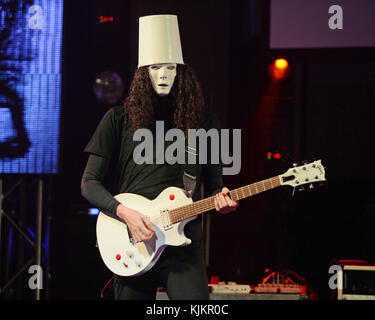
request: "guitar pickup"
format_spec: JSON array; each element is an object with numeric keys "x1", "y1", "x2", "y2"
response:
[{"x1": 160, "y1": 209, "x2": 172, "y2": 231}]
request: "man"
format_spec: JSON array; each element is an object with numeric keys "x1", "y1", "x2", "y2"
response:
[{"x1": 81, "y1": 15, "x2": 238, "y2": 300}]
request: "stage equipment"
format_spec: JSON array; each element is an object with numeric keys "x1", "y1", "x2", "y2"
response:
[
  {"x1": 208, "y1": 282, "x2": 251, "y2": 294},
  {"x1": 337, "y1": 264, "x2": 375, "y2": 300},
  {"x1": 253, "y1": 269, "x2": 307, "y2": 295},
  {"x1": 93, "y1": 71, "x2": 124, "y2": 105}
]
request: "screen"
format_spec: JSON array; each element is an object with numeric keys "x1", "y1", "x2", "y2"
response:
[
  {"x1": 270, "y1": 0, "x2": 375, "y2": 49},
  {"x1": 0, "y1": 0, "x2": 63, "y2": 174}
]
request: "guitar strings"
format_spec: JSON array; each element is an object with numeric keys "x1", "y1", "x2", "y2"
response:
[{"x1": 169, "y1": 176, "x2": 281, "y2": 224}]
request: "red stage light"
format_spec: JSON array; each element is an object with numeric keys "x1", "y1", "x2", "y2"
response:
[
  {"x1": 99, "y1": 16, "x2": 114, "y2": 23},
  {"x1": 273, "y1": 152, "x2": 282, "y2": 159}
]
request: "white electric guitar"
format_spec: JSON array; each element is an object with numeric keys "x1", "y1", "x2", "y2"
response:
[{"x1": 96, "y1": 160, "x2": 325, "y2": 277}]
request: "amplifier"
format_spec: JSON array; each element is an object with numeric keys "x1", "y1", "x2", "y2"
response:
[
  {"x1": 208, "y1": 283, "x2": 251, "y2": 294},
  {"x1": 156, "y1": 292, "x2": 309, "y2": 300},
  {"x1": 338, "y1": 265, "x2": 375, "y2": 300}
]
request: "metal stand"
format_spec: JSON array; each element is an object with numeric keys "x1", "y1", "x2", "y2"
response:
[{"x1": 0, "y1": 175, "x2": 46, "y2": 300}]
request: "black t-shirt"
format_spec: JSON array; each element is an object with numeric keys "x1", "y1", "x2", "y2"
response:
[{"x1": 83, "y1": 104, "x2": 223, "y2": 241}]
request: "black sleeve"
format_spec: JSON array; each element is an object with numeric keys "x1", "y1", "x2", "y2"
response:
[
  {"x1": 81, "y1": 153, "x2": 121, "y2": 219},
  {"x1": 203, "y1": 113, "x2": 224, "y2": 197},
  {"x1": 84, "y1": 107, "x2": 121, "y2": 159}
]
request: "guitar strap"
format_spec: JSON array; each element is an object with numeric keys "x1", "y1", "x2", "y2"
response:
[{"x1": 183, "y1": 137, "x2": 201, "y2": 198}]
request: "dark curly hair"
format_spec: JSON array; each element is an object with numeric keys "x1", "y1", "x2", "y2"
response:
[{"x1": 124, "y1": 64, "x2": 205, "y2": 135}]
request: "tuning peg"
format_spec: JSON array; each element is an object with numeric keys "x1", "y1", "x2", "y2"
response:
[{"x1": 309, "y1": 183, "x2": 314, "y2": 189}]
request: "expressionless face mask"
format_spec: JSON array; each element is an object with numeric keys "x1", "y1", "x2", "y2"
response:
[{"x1": 148, "y1": 63, "x2": 177, "y2": 96}]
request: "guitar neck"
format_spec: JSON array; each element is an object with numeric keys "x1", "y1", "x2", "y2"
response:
[{"x1": 170, "y1": 176, "x2": 281, "y2": 224}]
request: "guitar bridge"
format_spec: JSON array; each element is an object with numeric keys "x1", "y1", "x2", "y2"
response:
[{"x1": 160, "y1": 209, "x2": 172, "y2": 231}]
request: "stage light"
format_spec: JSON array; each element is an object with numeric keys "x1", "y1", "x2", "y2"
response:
[
  {"x1": 274, "y1": 58, "x2": 288, "y2": 70},
  {"x1": 93, "y1": 71, "x2": 124, "y2": 104},
  {"x1": 273, "y1": 152, "x2": 282, "y2": 159},
  {"x1": 88, "y1": 208, "x2": 100, "y2": 216},
  {"x1": 266, "y1": 151, "x2": 282, "y2": 160},
  {"x1": 268, "y1": 58, "x2": 290, "y2": 81},
  {"x1": 99, "y1": 16, "x2": 114, "y2": 23}
]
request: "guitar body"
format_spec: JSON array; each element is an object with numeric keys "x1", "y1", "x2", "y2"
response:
[{"x1": 96, "y1": 187, "x2": 195, "y2": 277}]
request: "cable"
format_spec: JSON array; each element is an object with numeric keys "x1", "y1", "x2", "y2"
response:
[{"x1": 100, "y1": 276, "x2": 114, "y2": 299}]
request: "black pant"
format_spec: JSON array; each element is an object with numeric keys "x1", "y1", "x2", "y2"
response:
[{"x1": 113, "y1": 241, "x2": 209, "y2": 300}]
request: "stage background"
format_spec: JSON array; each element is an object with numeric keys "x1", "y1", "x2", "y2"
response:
[
  {"x1": 52, "y1": 0, "x2": 375, "y2": 300},
  {"x1": 1, "y1": 0, "x2": 374, "y2": 300}
]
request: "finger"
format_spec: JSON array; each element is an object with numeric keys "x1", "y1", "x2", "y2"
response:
[
  {"x1": 224, "y1": 195, "x2": 236, "y2": 207},
  {"x1": 136, "y1": 224, "x2": 151, "y2": 240},
  {"x1": 215, "y1": 194, "x2": 226, "y2": 213},
  {"x1": 217, "y1": 196, "x2": 232, "y2": 214},
  {"x1": 221, "y1": 187, "x2": 230, "y2": 196},
  {"x1": 214, "y1": 197, "x2": 220, "y2": 212},
  {"x1": 215, "y1": 194, "x2": 224, "y2": 209},
  {"x1": 216, "y1": 193, "x2": 228, "y2": 209},
  {"x1": 142, "y1": 216, "x2": 154, "y2": 231},
  {"x1": 132, "y1": 232, "x2": 140, "y2": 243}
]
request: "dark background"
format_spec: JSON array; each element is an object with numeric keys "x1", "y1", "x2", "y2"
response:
[{"x1": 2, "y1": 0, "x2": 375, "y2": 300}]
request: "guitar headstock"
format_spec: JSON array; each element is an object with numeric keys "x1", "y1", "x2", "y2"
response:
[{"x1": 279, "y1": 160, "x2": 326, "y2": 188}]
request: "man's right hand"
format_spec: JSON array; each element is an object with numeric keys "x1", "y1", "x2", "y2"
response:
[{"x1": 116, "y1": 204, "x2": 154, "y2": 243}]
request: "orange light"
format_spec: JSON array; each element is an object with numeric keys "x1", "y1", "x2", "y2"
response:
[
  {"x1": 269, "y1": 58, "x2": 290, "y2": 81},
  {"x1": 274, "y1": 58, "x2": 288, "y2": 70}
]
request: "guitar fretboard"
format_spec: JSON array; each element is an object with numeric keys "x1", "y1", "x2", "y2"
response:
[{"x1": 169, "y1": 176, "x2": 281, "y2": 224}]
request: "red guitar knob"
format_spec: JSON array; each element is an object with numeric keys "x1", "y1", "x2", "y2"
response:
[
  {"x1": 115, "y1": 254, "x2": 121, "y2": 260},
  {"x1": 169, "y1": 194, "x2": 175, "y2": 200}
]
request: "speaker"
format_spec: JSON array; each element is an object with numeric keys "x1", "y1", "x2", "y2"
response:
[{"x1": 338, "y1": 265, "x2": 375, "y2": 300}]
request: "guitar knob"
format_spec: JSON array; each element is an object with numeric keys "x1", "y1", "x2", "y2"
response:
[
  {"x1": 126, "y1": 250, "x2": 134, "y2": 258},
  {"x1": 135, "y1": 259, "x2": 142, "y2": 268}
]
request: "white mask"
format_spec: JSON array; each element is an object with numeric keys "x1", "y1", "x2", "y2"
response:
[{"x1": 148, "y1": 63, "x2": 177, "y2": 96}]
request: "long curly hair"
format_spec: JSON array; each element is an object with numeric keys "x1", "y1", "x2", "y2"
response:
[{"x1": 124, "y1": 64, "x2": 204, "y2": 134}]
